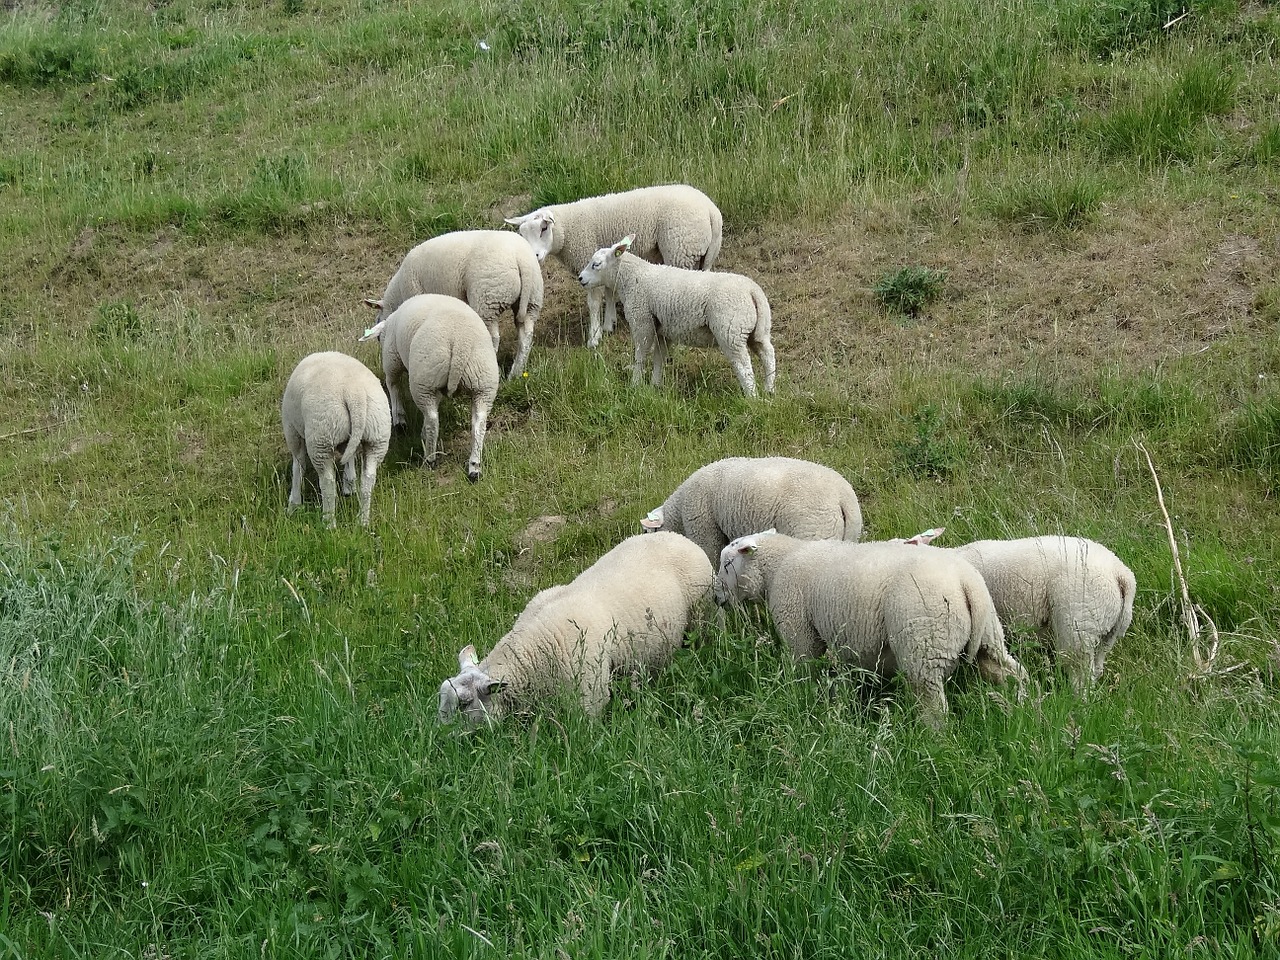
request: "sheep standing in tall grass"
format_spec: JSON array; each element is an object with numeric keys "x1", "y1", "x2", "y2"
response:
[
  {"x1": 714, "y1": 531, "x2": 1028, "y2": 725},
  {"x1": 506, "y1": 184, "x2": 722, "y2": 347},
  {"x1": 438, "y1": 532, "x2": 714, "y2": 723},
  {"x1": 579, "y1": 236, "x2": 776, "y2": 395},
  {"x1": 281, "y1": 351, "x2": 391, "y2": 528},
  {"x1": 900, "y1": 530, "x2": 1137, "y2": 689},
  {"x1": 642, "y1": 456, "x2": 861, "y2": 565}
]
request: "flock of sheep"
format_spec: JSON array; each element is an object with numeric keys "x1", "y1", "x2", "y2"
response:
[{"x1": 279, "y1": 183, "x2": 1137, "y2": 727}]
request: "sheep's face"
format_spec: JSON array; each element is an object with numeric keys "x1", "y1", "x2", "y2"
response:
[
  {"x1": 505, "y1": 211, "x2": 557, "y2": 263},
  {"x1": 438, "y1": 645, "x2": 507, "y2": 725},
  {"x1": 639, "y1": 506, "x2": 664, "y2": 533},
  {"x1": 579, "y1": 236, "x2": 633, "y2": 289},
  {"x1": 713, "y1": 530, "x2": 775, "y2": 605}
]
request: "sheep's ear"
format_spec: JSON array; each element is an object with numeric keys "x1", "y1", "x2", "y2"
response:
[
  {"x1": 903, "y1": 527, "x2": 945, "y2": 546},
  {"x1": 614, "y1": 235, "x2": 634, "y2": 256},
  {"x1": 640, "y1": 507, "x2": 664, "y2": 531},
  {"x1": 357, "y1": 319, "x2": 386, "y2": 343},
  {"x1": 504, "y1": 213, "x2": 530, "y2": 226},
  {"x1": 362, "y1": 297, "x2": 382, "y2": 310},
  {"x1": 458, "y1": 645, "x2": 479, "y2": 669},
  {"x1": 484, "y1": 680, "x2": 508, "y2": 696}
]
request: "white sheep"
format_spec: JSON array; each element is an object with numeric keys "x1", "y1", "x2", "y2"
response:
[
  {"x1": 438, "y1": 531, "x2": 714, "y2": 723},
  {"x1": 894, "y1": 529, "x2": 1137, "y2": 689},
  {"x1": 714, "y1": 531, "x2": 1028, "y2": 724},
  {"x1": 641, "y1": 456, "x2": 862, "y2": 566},
  {"x1": 505, "y1": 184, "x2": 722, "y2": 347},
  {"x1": 363, "y1": 230, "x2": 543, "y2": 379},
  {"x1": 281, "y1": 351, "x2": 391, "y2": 528},
  {"x1": 380, "y1": 294, "x2": 500, "y2": 482},
  {"x1": 579, "y1": 237, "x2": 776, "y2": 396}
]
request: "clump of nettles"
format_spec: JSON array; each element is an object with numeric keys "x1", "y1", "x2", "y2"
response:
[{"x1": 873, "y1": 265, "x2": 947, "y2": 317}]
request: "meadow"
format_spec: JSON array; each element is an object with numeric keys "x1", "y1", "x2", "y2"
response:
[{"x1": 2, "y1": 0, "x2": 1280, "y2": 956}]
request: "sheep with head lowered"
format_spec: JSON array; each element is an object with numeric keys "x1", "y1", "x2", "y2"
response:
[
  {"x1": 281, "y1": 351, "x2": 391, "y2": 528},
  {"x1": 363, "y1": 229, "x2": 543, "y2": 379},
  {"x1": 505, "y1": 184, "x2": 722, "y2": 348},
  {"x1": 438, "y1": 531, "x2": 714, "y2": 724},
  {"x1": 579, "y1": 236, "x2": 776, "y2": 396},
  {"x1": 641, "y1": 456, "x2": 862, "y2": 567},
  {"x1": 364, "y1": 294, "x2": 499, "y2": 483},
  {"x1": 714, "y1": 531, "x2": 1028, "y2": 725},
  {"x1": 899, "y1": 529, "x2": 1136, "y2": 690}
]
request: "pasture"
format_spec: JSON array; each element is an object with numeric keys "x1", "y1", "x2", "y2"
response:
[{"x1": 2, "y1": 1, "x2": 1280, "y2": 956}]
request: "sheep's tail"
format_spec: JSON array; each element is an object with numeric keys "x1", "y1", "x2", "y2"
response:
[
  {"x1": 701, "y1": 203, "x2": 724, "y2": 271},
  {"x1": 962, "y1": 572, "x2": 1029, "y2": 688},
  {"x1": 341, "y1": 389, "x2": 367, "y2": 466},
  {"x1": 749, "y1": 285, "x2": 771, "y2": 338},
  {"x1": 1105, "y1": 563, "x2": 1138, "y2": 648},
  {"x1": 514, "y1": 251, "x2": 537, "y2": 326},
  {"x1": 839, "y1": 489, "x2": 862, "y2": 542},
  {"x1": 446, "y1": 343, "x2": 464, "y2": 397}
]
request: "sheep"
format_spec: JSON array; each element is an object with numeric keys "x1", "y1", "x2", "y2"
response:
[
  {"x1": 892, "y1": 529, "x2": 1137, "y2": 689},
  {"x1": 713, "y1": 531, "x2": 1028, "y2": 725},
  {"x1": 579, "y1": 236, "x2": 776, "y2": 396},
  {"x1": 373, "y1": 294, "x2": 499, "y2": 482},
  {"x1": 281, "y1": 351, "x2": 391, "y2": 528},
  {"x1": 438, "y1": 531, "x2": 715, "y2": 723},
  {"x1": 362, "y1": 230, "x2": 543, "y2": 379},
  {"x1": 641, "y1": 456, "x2": 862, "y2": 567},
  {"x1": 504, "y1": 184, "x2": 723, "y2": 348}
]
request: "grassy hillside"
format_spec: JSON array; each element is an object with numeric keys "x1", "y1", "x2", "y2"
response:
[{"x1": 2, "y1": 1, "x2": 1280, "y2": 957}]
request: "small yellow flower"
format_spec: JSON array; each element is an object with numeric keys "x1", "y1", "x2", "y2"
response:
[{"x1": 522, "y1": 371, "x2": 529, "y2": 378}]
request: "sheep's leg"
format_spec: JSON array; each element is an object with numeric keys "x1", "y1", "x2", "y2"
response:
[
  {"x1": 723, "y1": 341, "x2": 758, "y2": 397},
  {"x1": 508, "y1": 320, "x2": 534, "y2": 380},
  {"x1": 287, "y1": 453, "x2": 305, "y2": 513},
  {"x1": 318, "y1": 459, "x2": 338, "y2": 529},
  {"x1": 586, "y1": 287, "x2": 606, "y2": 348},
  {"x1": 358, "y1": 453, "x2": 380, "y2": 527},
  {"x1": 650, "y1": 335, "x2": 669, "y2": 388},
  {"x1": 751, "y1": 335, "x2": 777, "y2": 394},
  {"x1": 466, "y1": 392, "x2": 493, "y2": 483},
  {"x1": 911, "y1": 677, "x2": 949, "y2": 729},
  {"x1": 631, "y1": 320, "x2": 656, "y2": 386},
  {"x1": 420, "y1": 394, "x2": 441, "y2": 468},
  {"x1": 485, "y1": 319, "x2": 501, "y2": 357},
  {"x1": 386, "y1": 375, "x2": 408, "y2": 429},
  {"x1": 603, "y1": 291, "x2": 618, "y2": 334}
]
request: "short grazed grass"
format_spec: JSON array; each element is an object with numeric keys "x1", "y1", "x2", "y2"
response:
[{"x1": 4, "y1": 0, "x2": 1280, "y2": 957}]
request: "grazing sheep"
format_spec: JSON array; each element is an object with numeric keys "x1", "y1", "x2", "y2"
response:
[
  {"x1": 641, "y1": 456, "x2": 862, "y2": 566},
  {"x1": 363, "y1": 230, "x2": 543, "y2": 379},
  {"x1": 893, "y1": 530, "x2": 1137, "y2": 689},
  {"x1": 438, "y1": 531, "x2": 714, "y2": 723},
  {"x1": 579, "y1": 237, "x2": 776, "y2": 396},
  {"x1": 281, "y1": 351, "x2": 391, "y2": 528},
  {"x1": 714, "y1": 531, "x2": 1028, "y2": 724},
  {"x1": 505, "y1": 184, "x2": 722, "y2": 347},
  {"x1": 390, "y1": 294, "x2": 500, "y2": 482}
]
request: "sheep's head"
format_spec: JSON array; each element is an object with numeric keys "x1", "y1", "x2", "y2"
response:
[
  {"x1": 639, "y1": 506, "x2": 664, "y2": 532},
  {"x1": 505, "y1": 210, "x2": 557, "y2": 263},
  {"x1": 713, "y1": 529, "x2": 776, "y2": 606},
  {"x1": 438, "y1": 645, "x2": 507, "y2": 725},
  {"x1": 578, "y1": 236, "x2": 633, "y2": 289}
]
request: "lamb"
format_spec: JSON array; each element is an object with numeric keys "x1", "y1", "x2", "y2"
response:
[
  {"x1": 902, "y1": 530, "x2": 1136, "y2": 689},
  {"x1": 579, "y1": 237, "x2": 776, "y2": 396},
  {"x1": 713, "y1": 531, "x2": 1028, "y2": 724},
  {"x1": 437, "y1": 531, "x2": 715, "y2": 723},
  {"x1": 362, "y1": 230, "x2": 543, "y2": 379},
  {"x1": 641, "y1": 456, "x2": 862, "y2": 566},
  {"x1": 505, "y1": 184, "x2": 722, "y2": 348},
  {"x1": 373, "y1": 294, "x2": 499, "y2": 482},
  {"x1": 281, "y1": 351, "x2": 391, "y2": 528}
]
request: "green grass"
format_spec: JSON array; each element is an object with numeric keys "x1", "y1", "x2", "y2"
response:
[{"x1": 4, "y1": 0, "x2": 1280, "y2": 956}]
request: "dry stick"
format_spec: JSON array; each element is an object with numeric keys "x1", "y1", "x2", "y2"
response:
[
  {"x1": 0, "y1": 418, "x2": 72, "y2": 442},
  {"x1": 1136, "y1": 441, "x2": 1223, "y2": 674}
]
